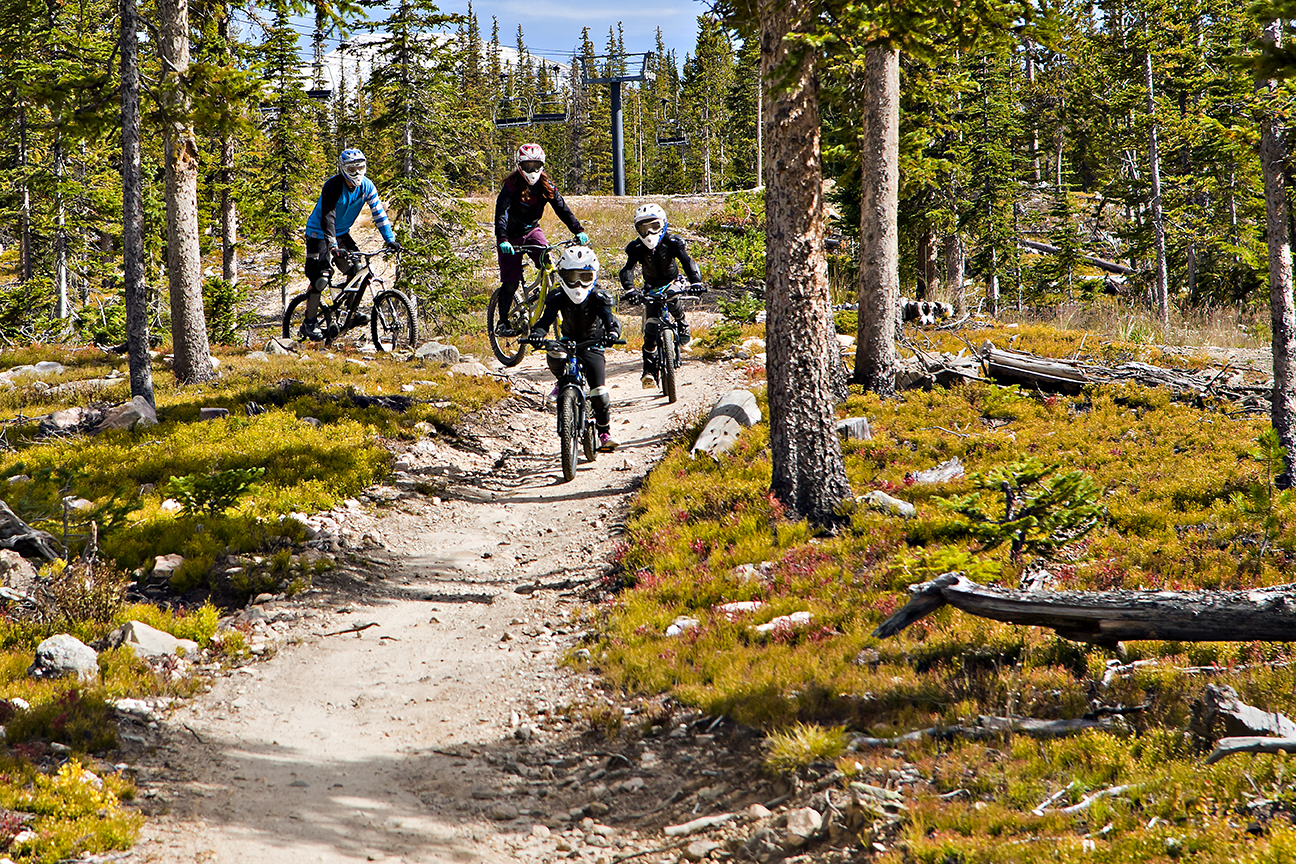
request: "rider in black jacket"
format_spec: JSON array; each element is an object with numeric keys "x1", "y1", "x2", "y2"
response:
[
  {"x1": 618, "y1": 203, "x2": 702, "y2": 388},
  {"x1": 529, "y1": 246, "x2": 622, "y2": 452},
  {"x1": 494, "y1": 143, "x2": 588, "y2": 335}
]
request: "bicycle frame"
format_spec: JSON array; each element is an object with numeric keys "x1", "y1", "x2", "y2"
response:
[{"x1": 516, "y1": 241, "x2": 577, "y2": 331}]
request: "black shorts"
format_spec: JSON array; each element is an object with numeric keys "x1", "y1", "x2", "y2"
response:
[{"x1": 305, "y1": 233, "x2": 359, "y2": 284}]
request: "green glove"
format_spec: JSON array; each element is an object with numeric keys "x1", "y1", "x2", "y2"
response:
[
  {"x1": 499, "y1": 241, "x2": 515, "y2": 256},
  {"x1": 576, "y1": 232, "x2": 589, "y2": 245}
]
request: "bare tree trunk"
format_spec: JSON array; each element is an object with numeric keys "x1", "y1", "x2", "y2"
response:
[
  {"x1": 944, "y1": 233, "x2": 965, "y2": 313},
  {"x1": 218, "y1": 6, "x2": 238, "y2": 286},
  {"x1": 758, "y1": 0, "x2": 850, "y2": 524},
  {"x1": 160, "y1": 0, "x2": 214, "y2": 383},
  {"x1": 1262, "y1": 19, "x2": 1296, "y2": 479},
  {"x1": 916, "y1": 228, "x2": 938, "y2": 300},
  {"x1": 1145, "y1": 49, "x2": 1169, "y2": 328},
  {"x1": 854, "y1": 44, "x2": 900, "y2": 395},
  {"x1": 1025, "y1": 41, "x2": 1040, "y2": 183},
  {"x1": 18, "y1": 107, "x2": 32, "y2": 283},
  {"x1": 121, "y1": 0, "x2": 155, "y2": 407},
  {"x1": 53, "y1": 132, "x2": 69, "y2": 318}
]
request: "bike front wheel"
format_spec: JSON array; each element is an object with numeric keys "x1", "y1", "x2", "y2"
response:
[
  {"x1": 558, "y1": 387, "x2": 579, "y2": 482},
  {"x1": 660, "y1": 328, "x2": 678, "y2": 404},
  {"x1": 487, "y1": 286, "x2": 536, "y2": 367},
  {"x1": 371, "y1": 290, "x2": 417, "y2": 352}
]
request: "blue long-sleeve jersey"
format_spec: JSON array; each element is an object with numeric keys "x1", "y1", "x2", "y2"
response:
[{"x1": 305, "y1": 175, "x2": 395, "y2": 247}]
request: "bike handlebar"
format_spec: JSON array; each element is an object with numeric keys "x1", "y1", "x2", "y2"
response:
[
  {"x1": 523, "y1": 337, "x2": 625, "y2": 352},
  {"x1": 514, "y1": 238, "x2": 581, "y2": 253},
  {"x1": 622, "y1": 283, "x2": 707, "y2": 305}
]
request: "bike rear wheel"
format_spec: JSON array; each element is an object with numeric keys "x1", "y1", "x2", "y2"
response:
[
  {"x1": 371, "y1": 289, "x2": 417, "y2": 352},
  {"x1": 558, "y1": 387, "x2": 579, "y2": 482},
  {"x1": 660, "y1": 328, "x2": 678, "y2": 404},
  {"x1": 283, "y1": 294, "x2": 334, "y2": 344},
  {"x1": 582, "y1": 416, "x2": 597, "y2": 463}
]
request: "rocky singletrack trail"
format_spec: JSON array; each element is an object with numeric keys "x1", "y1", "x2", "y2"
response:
[{"x1": 122, "y1": 347, "x2": 746, "y2": 864}]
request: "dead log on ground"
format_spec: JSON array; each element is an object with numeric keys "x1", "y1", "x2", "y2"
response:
[
  {"x1": 850, "y1": 714, "x2": 1119, "y2": 749},
  {"x1": 1205, "y1": 737, "x2": 1296, "y2": 764},
  {"x1": 0, "y1": 501, "x2": 60, "y2": 562},
  {"x1": 905, "y1": 456, "x2": 965, "y2": 485},
  {"x1": 872, "y1": 572, "x2": 1296, "y2": 646}
]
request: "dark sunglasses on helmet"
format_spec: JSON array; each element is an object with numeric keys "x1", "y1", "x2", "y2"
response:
[
  {"x1": 636, "y1": 218, "x2": 663, "y2": 237},
  {"x1": 560, "y1": 269, "x2": 596, "y2": 287}
]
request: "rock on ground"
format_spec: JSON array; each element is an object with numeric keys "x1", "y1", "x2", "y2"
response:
[
  {"x1": 107, "y1": 620, "x2": 199, "y2": 659},
  {"x1": 29, "y1": 634, "x2": 98, "y2": 683}
]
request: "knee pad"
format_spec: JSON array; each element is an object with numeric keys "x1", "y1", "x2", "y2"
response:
[{"x1": 589, "y1": 386, "x2": 611, "y2": 417}]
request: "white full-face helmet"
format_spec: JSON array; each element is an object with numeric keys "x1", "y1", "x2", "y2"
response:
[
  {"x1": 516, "y1": 143, "x2": 546, "y2": 186},
  {"x1": 557, "y1": 245, "x2": 599, "y2": 304},
  {"x1": 633, "y1": 202, "x2": 667, "y2": 251},
  {"x1": 338, "y1": 148, "x2": 367, "y2": 186}
]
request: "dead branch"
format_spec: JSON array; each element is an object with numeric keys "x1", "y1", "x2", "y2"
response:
[
  {"x1": 1205, "y1": 737, "x2": 1296, "y2": 765},
  {"x1": 1059, "y1": 784, "x2": 1136, "y2": 814},
  {"x1": 850, "y1": 715, "x2": 1118, "y2": 749},
  {"x1": 322, "y1": 621, "x2": 380, "y2": 637},
  {"x1": 873, "y1": 573, "x2": 1296, "y2": 646}
]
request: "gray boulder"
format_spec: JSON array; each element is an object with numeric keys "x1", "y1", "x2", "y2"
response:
[
  {"x1": 414, "y1": 341, "x2": 460, "y2": 365},
  {"x1": 199, "y1": 407, "x2": 230, "y2": 422},
  {"x1": 0, "y1": 549, "x2": 37, "y2": 594},
  {"x1": 93, "y1": 396, "x2": 158, "y2": 433},
  {"x1": 106, "y1": 620, "x2": 199, "y2": 659},
  {"x1": 782, "y1": 807, "x2": 822, "y2": 848},
  {"x1": 29, "y1": 634, "x2": 98, "y2": 683},
  {"x1": 151, "y1": 554, "x2": 184, "y2": 583},
  {"x1": 265, "y1": 338, "x2": 297, "y2": 355}
]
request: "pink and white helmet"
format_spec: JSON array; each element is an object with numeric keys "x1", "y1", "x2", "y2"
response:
[{"x1": 516, "y1": 143, "x2": 546, "y2": 185}]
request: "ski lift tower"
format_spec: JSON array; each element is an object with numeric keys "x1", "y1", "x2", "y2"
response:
[{"x1": 580, "y1": 52, "x2": 654, "y2": 196}]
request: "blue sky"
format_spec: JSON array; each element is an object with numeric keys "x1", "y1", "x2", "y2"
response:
[{"x1": 286, "y1": 0, "x2": 711, "y2": 68}]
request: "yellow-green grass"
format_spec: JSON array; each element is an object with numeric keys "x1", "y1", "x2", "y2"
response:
[
  {"x1": 592, "y1": 324, "x2": 1296, "y2": 861},
  {"x1": 0, "y1": 347, "x2": 506, "y2": 580}
]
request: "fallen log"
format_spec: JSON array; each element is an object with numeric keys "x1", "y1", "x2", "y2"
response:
[
  {"x1": 1019, "y1": 238, "x2": 1135, "y2": 276},
  {"x1": 849, "y1": 714, "x2": 1117, "y2": 749},
  {"x1": 1205, "y1": 736, "x2": 1296, "y2": 765},
  {"x1": 982, "y1": 345, "x2": 1090, "y2": 394},
  {"x1": 872, "y1": 572, "x2": 1296, "y2": 646}
]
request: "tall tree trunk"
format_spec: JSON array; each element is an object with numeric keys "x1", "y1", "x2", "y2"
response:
[
  {"x1": 855, "y1": 44, "x2": 900, "y2": 395},
  {"x1": 1262, "y1": 19, "x2": 1296, "y2": 481},
  {"x1": 18, "y1": 107, "x2": 32, "y2": 283},
  {"x1": 160, "y1": 0, "x2": 214, "y2": 383},
  {"x1": 1025, "y1": 41, "x2": 1040, "y2": 184},
  {"x1": 1145, "y1": 49, "x2": 1169, "y2": 328},
  {"x1": 916, "y1": 228, "x2": 938, "y2": 300},
  {"x1": 987, "y1": 249, "x2": 1000, "y2": 317},
  {"x1": 53, "y1": 132, "x2": 69, "y2": 319},
  {"x1": 944, "y1": 233, "x2": 965, "y2": 313},
  {"x1": 121, "y1": 0, "x2": 155, "y2": 406},
  {"x1": 218, "y1": 5, "x2": 238, "y2": 286},
  {"x1": 758, "y1": 0, "x2": 850, "y2": 524}
]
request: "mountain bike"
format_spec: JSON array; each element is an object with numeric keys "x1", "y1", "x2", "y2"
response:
[
  {"x1": 282, "y1": 248, "x2": 417, "y2": 352},
  {"x1": 487, "y1": 238, "x2": 580, "y2": 367},
  {"x1": 523, "y1": 336, "x2": 623, "y2": 482},
  {"x1": 622, "y1": 280, "x2": 706, "y2": 404}
]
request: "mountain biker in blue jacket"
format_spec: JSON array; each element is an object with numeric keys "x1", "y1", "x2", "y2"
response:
[
  {"x1": 528, "y1": 246, "x2": 621, "y2": 452},
  {"x1": 495, "y1": 143, "x2": 589, "y2": 336},
  {"x1": 619, "y1": 203, "x2": 702, "y2": 389},
  {"x1": 301, "y1": 149, "x2": 401, "y2": 341}
]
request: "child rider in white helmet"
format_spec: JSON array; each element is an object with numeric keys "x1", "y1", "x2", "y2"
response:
[
  {"x1": 619, "y1": 203, "x2": 703, "y2": 389},
  {"x1": 528, "y1": 246, "x2": 622, "y2": 452}
]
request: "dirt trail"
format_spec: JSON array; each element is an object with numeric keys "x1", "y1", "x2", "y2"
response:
[{"x1": 124, "y1": 348, "x2": 744, "y2": 864}]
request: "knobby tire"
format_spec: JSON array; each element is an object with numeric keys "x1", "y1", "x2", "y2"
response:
[
  {"x1": 371, "y1": 290, "x2": 416, "y2": 352},
  {"x1": 558, "y1": 388, "x2": 579, "y2": 482},
  {"x1": 660, "y1": 328, "x2": 678, "y2": 404}
]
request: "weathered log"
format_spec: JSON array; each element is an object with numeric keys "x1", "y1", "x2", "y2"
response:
[
  {"x1": 0, "y1": 501, "x2": 60, "y2": 562},
  {"x1": 850, "y1": 714, "x2": 1117, "y2": 750},
  {"x1": 906, "y1": 456, "x2": 964, "y2": 485},
  {"x1": 872, "y1": 572, "x2": 1296, "y2": 646},
  {"x1": 982, "y1": 345, "x2": 1090, "y2": 394},
  {"x1": 1190, "y1": 684, "x2": 1296, "y2": 742},
  {"x1": 1205, "y1": 736, "x2": 1296, "y2": 765},
  {"x1": 1019, "y1": 238, "x2": 1136, "y2": 276},
  {"x1": 691, "y1": 390, "x2": 761, "y2": 459}
]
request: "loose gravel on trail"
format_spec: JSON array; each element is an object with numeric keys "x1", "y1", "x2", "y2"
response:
[{"x1": 122, "y1": 346, "x2": 747, "y2": 864}]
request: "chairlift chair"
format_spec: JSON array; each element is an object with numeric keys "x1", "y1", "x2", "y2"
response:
[
  {"x1": 530, "y1": 92, "x2": 569, "y2": 125},
  {"x1": 656, "y1": 120, "x2": 687, "y2": 148},
  {"x1": 494, "y1": 95, "x2": 532, "y2": 129},
  {"x1": 306, "y1": 61, "x2": 334, "y2": 101}
]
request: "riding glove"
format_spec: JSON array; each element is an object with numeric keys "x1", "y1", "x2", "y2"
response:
[
  {"x1": 499, "y1": 241, "x2": 515, "y2": 256},
  {"x1": 576, "y1": 232, "x2": 589, "y2": 245}
]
